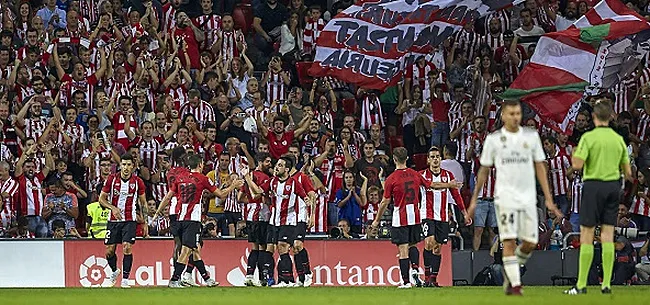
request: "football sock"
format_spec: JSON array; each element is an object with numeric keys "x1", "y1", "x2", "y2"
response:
[
  {"x1": 577, "y1": 244, "x2": 594, "y2": 289},
  {"x1": 515, "y1": 246, "x2": 532, "y2": 265},
  {"x1": 423, "y1": 249, "x2": 434, "y2": 278},
  {"x1": 294, "y1": 249, "x2": 305, "y2": 282},
  {"x1": 171, "y1": 262, "x2": 186, "y2": 281},
  {"x1": 193, "y1": 260, "x2": 211, "y2": 280},
  {"x1": 503, "y1": 256, "x2": 521, "y2": 287},
  {"x1": 302, "y1": 248, "x2": 312, "y2": 275},
  {"x1": 247, "y1": 250, "x2": 260, "y2": 276},
  {"x1": 399, "y1": 258, "x2": 410, "y2": 285},
  {"x1": 431, "y1": 253, "x2": 442, "y2": 279},
  {"x1": 185, "y1": 254, "x2": 195, "y2": 274},
  {"x1": 122, "y1": 254, "x2": 133, "y2": 279},
  {"x1": 268, "y1": 251, "x2": 276, "y2": 281},
  {"x1": 257, "y1": 251, "x2": 266, "y2": 281},
  {"x1": 278, "y1": 253, "x2": 294, "y2": 283},
  {"x1": 408, "y1": 247, "x2": 420, "y2": 269},
  {"x1": 601, "y1": 242, "x2": 615, "y2": 290},
  {"x1": 107, "y1": 254, "x2": 117, "y2": 272}
]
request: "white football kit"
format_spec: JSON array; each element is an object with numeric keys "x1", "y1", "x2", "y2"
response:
[{"x1": 480, "y1": 127, "x2": 545, "y2": 243}]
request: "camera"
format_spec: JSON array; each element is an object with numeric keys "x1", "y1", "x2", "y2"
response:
[
  {"x1": 615, "y1": 227, "x2": 644, "y2": 239},
  {"x1": 329, "y1": 226, "x2": 343, "y2": 238},
  {"x1": 236, "y1": 112, "x2": 247, "y2": 118}
]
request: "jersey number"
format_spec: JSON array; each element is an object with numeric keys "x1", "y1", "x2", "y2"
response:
[
  {"x1": 500, "y1": 213, "x2": 515, "y2": 226},
  {"x1": 404, "y1": 181, "x2": 416, "y2": 204},
  {"x1": 179, "y1": 184, "x2": 197, "y2": 206}
]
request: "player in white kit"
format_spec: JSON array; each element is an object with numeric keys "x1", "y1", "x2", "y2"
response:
[{"x1": 469, "y1": 100, "x2": 563, "y2": 296}]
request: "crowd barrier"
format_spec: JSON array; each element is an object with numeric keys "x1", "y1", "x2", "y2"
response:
[{"x1": 0, "y1": 239, "x2": 453, "y2": 288}]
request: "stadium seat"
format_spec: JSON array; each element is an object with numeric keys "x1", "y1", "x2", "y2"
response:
[
  {"x1": 412, "y1": 153, "x2": 428, "y2": 170},
  {"x1": 295, "y1": 61, "x2": 314, "y2": 88},
  {"x1": 341, "y1": 98, "x2": 357, "y2": 115}
]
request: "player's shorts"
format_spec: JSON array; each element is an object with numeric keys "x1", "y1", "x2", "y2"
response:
[
  {"x1": 294, "y1": 222, "x2": 307, "y2": 242},
  {"x1": 391, "y1": 224, "x2": 422, "y2": 245},
  {"x1": 267, "y1": 225, "x2": 295, "y2": 244},
  {"x1": 581, "y1": 180, "x2": 621, "y2": 227},
  {"x1": 225, "y1": 211, "x2": 242, "y2": 225},
  {"x1": 247, "y1": 221, "x2": 268, "y2": 245},
  {"x1": 421, "y1": 219, "x2": 449, "y2": 244},
  {"x1": 494, "y1": 204, "x2": 538, "y2": 244},
  {"x1": 169, "y1": 214, "x2": 180, "y2": 237},
  {"x1": 105, "y1": 221, "x2": 137, "y2": 245},
  {"x1": 179, "y1": 221, "x2": 202, "y2": 249}
]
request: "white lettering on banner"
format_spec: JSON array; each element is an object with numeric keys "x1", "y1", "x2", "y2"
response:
[{"x1": 313, "y1": 262, "x2": 401, "y2": 286}]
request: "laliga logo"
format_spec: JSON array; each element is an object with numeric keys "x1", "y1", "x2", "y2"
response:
[
  {"x1": 79, "y1": 255, "x2": 112, "y2": 287},
  {"x1": 227, "y1": 248, "x2": 259, "y2": 286}
]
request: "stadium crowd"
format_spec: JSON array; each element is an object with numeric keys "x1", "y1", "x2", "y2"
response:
[{"x1": 0, "y1": 0, "x2": 648, "y2": 284}]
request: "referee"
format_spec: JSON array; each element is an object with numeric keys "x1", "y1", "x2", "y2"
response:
[{"x1": 565, "y1": 100, "x2": 633, "y2": 295}]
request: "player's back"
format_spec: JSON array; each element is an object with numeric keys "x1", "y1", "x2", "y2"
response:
[
  {"x1": 385, "y1": 168, "x2": 427, "y2": 227},
  {"x1": 481, "y1": 127, "x2": 545, "y2": 208},
  {"x1": 172, "y1": 171, "x2": 215, "y2": 221},
  {"x1": 167, "y1": 166, "x2": 190, "y2": 186}
]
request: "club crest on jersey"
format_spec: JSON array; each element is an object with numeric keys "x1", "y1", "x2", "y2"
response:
[
  {"x1": 523, "y1": 142, "x2": 529, "y2": 149},
  {"x1": 442, "y1": 177, "x2": 448, "y2": 182},
  {"x1": 285, "y1": 185, "x2": 291, "y2": 191}
]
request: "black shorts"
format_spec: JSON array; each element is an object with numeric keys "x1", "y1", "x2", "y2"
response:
[
  {"x1": 266, "y1": 225, "x2": 295, "y2": 244},
  {"x1": 169, "y1": 215, "x2": 181, "y2": 237},
  {"x1": 295, "y1": 222, "x2": 307, "y2": 242},
  {"x1": 179, "y1": 221, "x2": 203, "y2": 249},
  {"x1": 105, "y1": 221, "x2": 137, "y2": 245},
  {"x1": 581, "y1": 180, "x2": 621, "y2": 227},
  {"x1": 247, "y1": 221, "x2": 268, "y2": 245},
  {"x1": 391, "y1": 224, "x2": 422, "y2": 245},
  {"x1": 225, "y1": 211, "x2": 242, "y2": 225},
  {"x1": 422, "y1": 219, "x2": 450, "y2": 244}
]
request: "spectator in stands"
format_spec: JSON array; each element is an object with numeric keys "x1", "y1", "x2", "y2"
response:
[
  {"x1": 353, "y1": 141, "x2": 385, "y2": 188},
  {"x1": 336, "y1": 218, "x2": 360, "y2": 239},
  {"x1": 252, "y1": 0, "x2": 289, "y2": 67},
  {"x1": 52, "y1": 219, "x2": 81, "y2": 238},
  {"x1": 396, "y1": 86, "x2": 433, "y2": 155},
  {"x1": 617, "y1": 203, "x2": 638, "y2": 229},
  {"x1": 613, "y1": 236, "x2": 636, "y2": 285},
  {"x1": 280, "y1": 11, "x2": 303, "y2": 59},
  {"x1": 630, "y1": 168, "x2": 650, "y2": 230},
  {"x1": 42, "y1": 178, "x2": 79, "y2": 235},
  {"x1": 544, "y1": 0, "x2": 578, "y2": 31},
  {"x1": 636, "y1": 236, "x2": 650, "y2": 283},
  {"x1": 336, "y1": 170, "x2": 362, "y2": 234}
]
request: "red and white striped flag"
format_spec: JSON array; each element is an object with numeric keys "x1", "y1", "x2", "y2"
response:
[
  {"x1": 502, "y1": 0, "x2": 650, "y2": 134},
  {"x1": 309, "y1": 0, "x2": 522, "y2": 90}
]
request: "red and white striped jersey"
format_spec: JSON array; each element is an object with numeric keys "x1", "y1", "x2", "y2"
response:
[
  {"x1": 419, "y1": 169, "x2": 465, "y2": 222},
  {"x1": 448, "y1": 101, "x2": 464, "y2": 125},
  {"x1": 154, "y1": 216, "x2": 171, "y2": 236},
  {"x1": 81, "y1": 147, "x2": 112, "y2": 185},
  {"x1": 81, "y1": 0, "x2": 100, "y2": 23},
  {"x1": 63, "y1": 123, "x2": 86, "y2": 162},
  {"x1": 450, "y1": 117, "x2": 472, "y2": 162},
  {"x1": 112, "y1": 112, "x2": 138, "y2": 149},
  {"x1": 1, "y1": 177, "x2": 18, "y2": 227},
  {"x1": 315, "y1": 109, "x2": 335, "y2": 131},
  {"x1": 483, "y1": 10, "x2": 511, "y2": 36},
  {"x1": 260, "y1": 176, "x2": 307, "y2": 226},
  {"x1": 222, "y1": 184, "x2": 241, "y2": 213},
  {"x1": 547, "y1": 151, "x2": 571, "y2": 196},
  {"x1": 362, "y1": 198, "x2": 379, "y2": 224},
  {"x1": 384, "y1": 168, "x2": 428, "y2": 227},
  {"x1": 494, "y1": 44, "x2": 526, "y2": 84},
  {"x1": 302, "y1": 18, "x2": 325, "y2": 55},
  {"x1": 309, "y1": 191, "x2": 328, "y2": 233},
  {"x1": 609, "y1": 76, "x2": 635, "y2": 114},
  {"x1": 482, "y1": 33, "x2": 504, "y2": 51},
  {"x1": 360, "y1": 95, "x2": 384, "y2": 130},
  {"x1": 479, "y1": 167, "x2": 497, "y2": 199},
  {"x1": 634, "y1": 66, "x2": 650, "y2": 89},
  {"x1": 162, "y1": 2, "x2": 177, "y2": 32},
  {"x1": 244, "y1": 170, "x2": 270, "y2": 222},
  {"x1": 293, "y1": 171, "x2": 315, "y2": 223},
  {"x1": 21, "y1": 118, "x2": 47, "y2": 143},
  {"x1": 320, "y1": 154, "x2": 346, "y2": 202},
  {"x1": 193, "y1": 14, "x2": 221, "y2": 51},
  {"x1": 571, "y1": 173, "x2": 582, "y2": 214},
  {"x1": 136, "y1": 136, "x2": 164, "y2": 170},
  {"x1": 105, "y1": 78, "x2": 134, "y2": 100},
  {"x1": 166, "y1": 83, "x2": 189, "y2": 110},
  {"x1": 454, "y1": 28, "x2": 481, "y2": 62},
  {"x1": 264, "y1": 70, "x2": 288, "y2": 104},
  {"x1": 61, "y1": 74, "x2": 98, "y2": 109},
  {"x1": 637, "y1": 109, "x2": 650, "y2": 142},
  {"x1": 171, "y1": 171, "x2": 216, "y2": 221},
  {"x1": 16, "y1": 172, "x2": 45, "y2": 217},
  {"x1": 228, "y1": 154, "x2": 249, "y2": 177},
  {"x1": 101, "y1": 173, "x2": 145, "y2": 222},
  {"x1": 152, "y1": 170, "x2": 168, "y2": 203},
  {"x1": 558, "y1": 144, "x2": 573, "y2": 157},
  {"x1": 219, "y1": 30, "x2": 245, "y2": 65},
  {"x1": 167, "y1": 166, "x2": 190, "y2": 216},
  {"x1": 469, "y1": 131, "x2": 487, "y2": 174},
  {"x1": 631, "y1": 186, "x2": 650, "y2": 217},
  {"x1": 406, "y1": 61, "x2": 436, "y2": 91},
  {"x1": 246, "y1": 106, "x2": 271, "y2": 128},
  {"x1": 179, "y1": 100, "x2": 216, "y2": 128},
  {"x1": 14, "y1": 84, "x2": 34, "y2": 106},
  {"x1": 535, "y1": 7, "x2": 556, "y2": 32}
]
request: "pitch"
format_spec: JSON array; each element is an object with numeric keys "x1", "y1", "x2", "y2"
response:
[{"x1": 2, "y1": 286, "x2": 649, "y2": 305}]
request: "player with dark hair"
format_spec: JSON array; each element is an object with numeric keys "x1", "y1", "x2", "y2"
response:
[
  {"x1": 420, "y1": 146, "x2": 471, "y2": 287},
  {"x1": 99, "y1": 153, "x2": 148, "y2": 288},
  {"x1": 470, "y1": 100, "x2": 562, "y2": 296},
  {"x1": 245, "y1": 156, "x2": 310, "y2": 287},
  {"x1": 243, "y1": 153, "x2": 272, "y2": 287},
  {"x1": 371, "y1": 147, "x2": 461, "y2": 288},
  {"x1": 158, "y1": 154, "x2": 244, "y2": 288}
]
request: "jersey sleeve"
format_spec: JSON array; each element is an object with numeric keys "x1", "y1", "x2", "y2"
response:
[
  {"x1": 619, "y1": 136, "x2": 630, "y2": 166},
  {"x1": 573, "y1": 135, "x2": 589, "y2": 161},
  {"x1": 447, "y1": 172, "x2": 465, "y2": 210},
  {"x1": 203, "y1": 175, "x2": 218, "y2": 193},
  {"x1": 259, "y1": 179, "x2": 271, "y2": 194},
  {"x1": 137, "y1": 178, "x2": 146, "y2": 195},
  {"x1": 532, "y1": 132, "x2": 546, "y2": 162},
  {"x1": 101, "y1": 175, "x2": 113, "y2": 193},
  {"x1": 170, "y1": 176, "x2": 179, "y2": 194},
  {"x1": 301, "y1": 173, "x2": 315, "y2": 194},
  {"x1": 382, "y1": 175, "x2": 394, "y2": 199},
  {"x1": 480, "y1": 135, "x2": 495, "y2": 167},
  {"x1": 70, "y1": 193, "x2": 79, "y2": 207},
  {"x1": 294, "y1": 181, "x2": 307, "y2": 198}
]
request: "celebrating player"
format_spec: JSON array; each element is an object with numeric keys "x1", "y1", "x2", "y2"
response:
[
  {"x1": 371, "y1": 147, "x2": 461, "y2": 288},
  {"x1": 245, "y1": 156, "x2": 309, "y2": 287},
  {"x1": 158, "y1": 154, "x2": 243, "y2": 288},
  {"x1": 243, "y1": 153, "x2": 272, "y2": 287},
  {"x1": 420, "y1": 146, "x2": 471, "y2": 287},
  {"x1": 99, "y1": 153, "x2": 148, "y2": 288},
  {"x1": 469, "y1": 100, "x2": 562, "y2": 296}
]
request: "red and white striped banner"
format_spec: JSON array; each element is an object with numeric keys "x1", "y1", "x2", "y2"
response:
[{"x1": 309, "y1": 0, "x2": 522, "y2": 90}]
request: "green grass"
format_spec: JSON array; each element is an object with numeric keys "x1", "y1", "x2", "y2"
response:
[{"x1": 2, "y1": 286, "x2": 648, "y2": 305}]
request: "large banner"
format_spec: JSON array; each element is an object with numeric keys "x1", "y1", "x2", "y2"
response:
[
  {"x1": 309, "y1": 0, "x2": 522, "y2": 90},
  {"x1": 64, "y1": 239, "x2": 452, "y2": 287}
]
